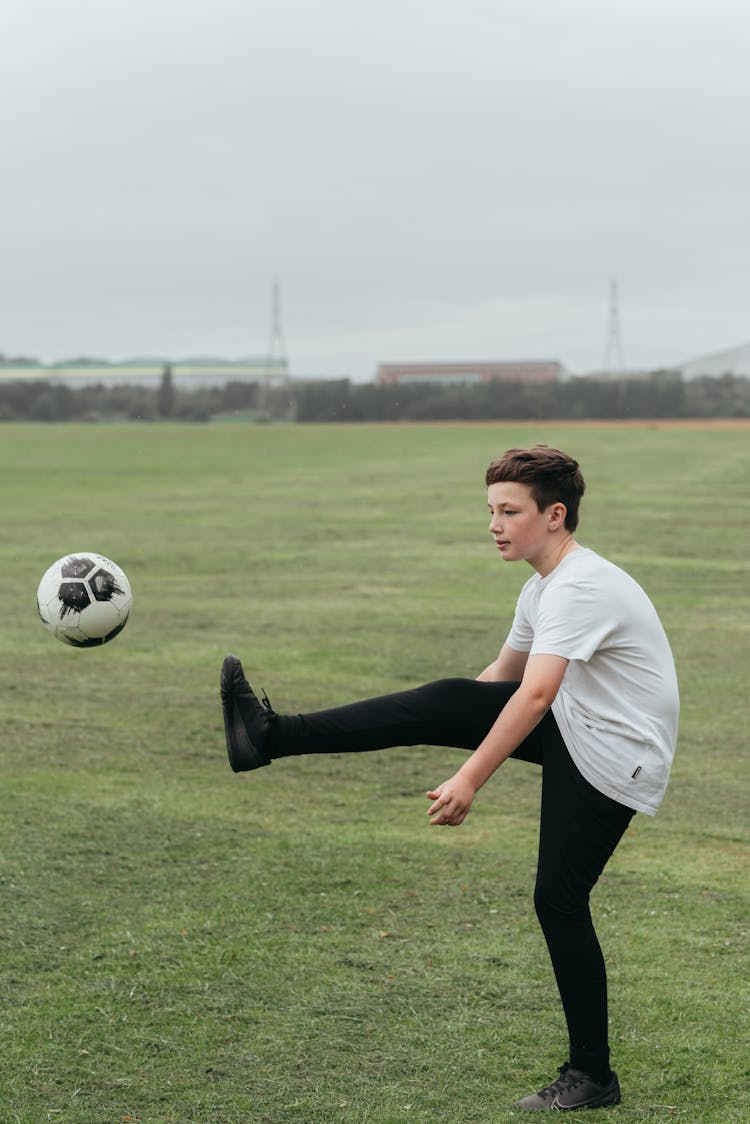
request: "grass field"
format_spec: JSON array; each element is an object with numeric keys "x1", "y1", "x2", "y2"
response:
[{"x1": 0, "y1": 422, "x2": 748, "y2": 1123}]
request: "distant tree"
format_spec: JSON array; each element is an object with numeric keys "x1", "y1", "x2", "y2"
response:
[
  {"x1": 219, "y1": 380, "x2": 259, "y2": 413},
  {"x1": 685, "y1": 374, "x2": 750, "y2": 417},
  {"x1": 0, "y1": 354, "x2": 40, "y2": 367},
  {"x1": 28, "y1": 384, "x2": 73, "y2": 421},
  {"x1": 157, "y1": 364, "x2": 175, "y2": 418},
  {"x1": 295, "y1": 379, "x2": 353, "y2": 421},
  {"x1": 60, "y1": 356, "x2": 110, "y2": 367}
]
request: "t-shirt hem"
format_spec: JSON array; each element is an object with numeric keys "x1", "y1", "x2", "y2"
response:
[
  {"x1": 593, "y1": 782, "x2": 659, "y2": 816},
  {"x1": 567, "y1": 748, "x2": 661, "y2": 815}
]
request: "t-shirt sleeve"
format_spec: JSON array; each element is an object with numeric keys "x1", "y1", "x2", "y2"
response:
[{"x1": 530, "y1": 579, "x2": 611, "y2": 661}]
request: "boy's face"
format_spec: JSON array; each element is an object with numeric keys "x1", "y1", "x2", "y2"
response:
[{"x1": 487, "y1": 481, "x2": 566, "y2": 571}]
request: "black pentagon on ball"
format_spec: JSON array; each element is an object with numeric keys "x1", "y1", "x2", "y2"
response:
[
  {"x1": 58, "y1": 580, "x2": 91, "y2": 617},
  {"x1": 61, "y1": 556, "x2": 95, "y2": 579},
  {"x1": 88, "y1": 567, "x2": 124, "y2": 602}
]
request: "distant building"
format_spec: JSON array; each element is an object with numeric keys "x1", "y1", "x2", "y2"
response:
[
  {"x1": 579, "y1": 341, "x2": 750, "y2": 382},
  {"x1": 0, "y1": 357, "x2": 289, "y2": 389},
  {"x1": 674, "y1": 342, "x2": 750, "y2": 380},
  {"x1": 375, "y1": 360, "x2": 562, "y2": 385}
]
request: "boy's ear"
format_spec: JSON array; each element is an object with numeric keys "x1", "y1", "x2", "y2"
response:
[{"x1": 547, "y1": 502, "x2": 567, "y2": 530}]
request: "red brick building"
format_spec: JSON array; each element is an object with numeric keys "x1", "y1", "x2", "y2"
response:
[{"x1": 375, "y1": 360, "x2": 562, "y2": 385}]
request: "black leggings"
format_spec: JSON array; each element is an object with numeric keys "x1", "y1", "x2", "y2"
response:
[{"x1": 269, "y1": 678, "x2": 635, "y2": 1077}]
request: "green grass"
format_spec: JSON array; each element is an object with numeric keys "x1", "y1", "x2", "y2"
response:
[{"x1": 0, "y1": 422, "x2": 748, "y2": 1123}]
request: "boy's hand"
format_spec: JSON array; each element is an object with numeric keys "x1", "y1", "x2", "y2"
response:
[{"x1": 426, "y1": 775, "x2": 476, "y2": 826}]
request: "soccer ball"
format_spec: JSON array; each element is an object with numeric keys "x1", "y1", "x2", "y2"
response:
[{"x1": 37, "y1": 552, "x2": 133, "y2": 647}]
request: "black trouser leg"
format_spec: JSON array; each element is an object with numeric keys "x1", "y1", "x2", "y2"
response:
[
  {"x1": 533, "y1": 739, "x2": 635, "y2": 1079},
  {"x1": 269, "y1": 675, "x2": 631, "y2": 1077},
  {"x1": 269, "y1": 677, "x2": 512, "y2": 755},
  {"x1": 269, "y1": 677, "x2": 548, "y2": 762}
]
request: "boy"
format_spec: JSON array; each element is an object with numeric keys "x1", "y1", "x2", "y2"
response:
[{"x1": 220, "y1": 445, "x2": 679, "y2": 1112}]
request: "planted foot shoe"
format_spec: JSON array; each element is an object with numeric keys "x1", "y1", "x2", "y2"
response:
[
  {"x1": 220, "y1": 654, "x2": 274, "y2": 773},
  {"x1": 514, "y1": 1064, "x2": 621, "y2": 1111}
]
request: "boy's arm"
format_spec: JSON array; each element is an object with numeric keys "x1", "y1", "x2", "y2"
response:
[
  {"x1": 476, "y1": 643, "x2": 529, "y2": 682},
  {"x1": 428, "y1": 653, "x2": 569, "y2": 826}
]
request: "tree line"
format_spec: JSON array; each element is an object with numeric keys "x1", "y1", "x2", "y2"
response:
[
  {"x1": 0, "y1": 368, "x2": 748, "y2": 422},
  {"x1": 0, "y1": 368, "x2": 287, "y2": 422}
]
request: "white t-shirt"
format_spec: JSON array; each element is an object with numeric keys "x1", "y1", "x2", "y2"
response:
[{"x1": 506, "y1": 547, "x2": 679, "y2": 815}]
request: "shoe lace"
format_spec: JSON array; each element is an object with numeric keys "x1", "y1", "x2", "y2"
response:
[
  {"x1": 541, "y1": 1063, "x2": 587, "y2": 1098},
  {"x1": 260, "y1": 688, "x2": 274, "y2": 714}
]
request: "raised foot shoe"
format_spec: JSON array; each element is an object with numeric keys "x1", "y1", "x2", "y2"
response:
[
  {"x1": 514, "y1": 1064, "x2": 621, "y2": 1111},
  {"x1": 220, "y1": 654, "x2": 274, "y2": 773}
]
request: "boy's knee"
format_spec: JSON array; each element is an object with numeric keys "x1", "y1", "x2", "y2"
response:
[
  {"x1": 415, "y1": 678, "x2": 476, "y2": 710},
  {"x1": 534, "y1": 877, "x2": 588, "y2": 929}
]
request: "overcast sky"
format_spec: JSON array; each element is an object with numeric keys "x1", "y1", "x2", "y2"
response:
[{"x1": 2, "y1": 0, "x2": 748, "y2": 376}]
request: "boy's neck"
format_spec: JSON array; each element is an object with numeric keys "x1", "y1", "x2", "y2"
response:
[{"x1": 535, "y1": 535, "x2": 578, "y2": 578}]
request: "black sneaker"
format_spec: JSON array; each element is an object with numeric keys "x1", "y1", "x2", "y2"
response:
[
  {"x1": 514, "y1": 1064, "x2": 621, "y2": 1111},
  {"x1": 220, "y1": 654, "x2": 274, "y2": 773}
]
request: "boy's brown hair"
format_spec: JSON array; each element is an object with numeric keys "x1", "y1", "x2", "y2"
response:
[{"x1": 485, "y1": 445, "x2": 586, "y2": 532}]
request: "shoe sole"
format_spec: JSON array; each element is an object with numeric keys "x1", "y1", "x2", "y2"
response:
[
  {"x1": 220, "y1": 655, "x2": 270, "y2": 773},
  {"x1": 514, "y1": 1088, "x2": 621, "y2": 1111}
]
